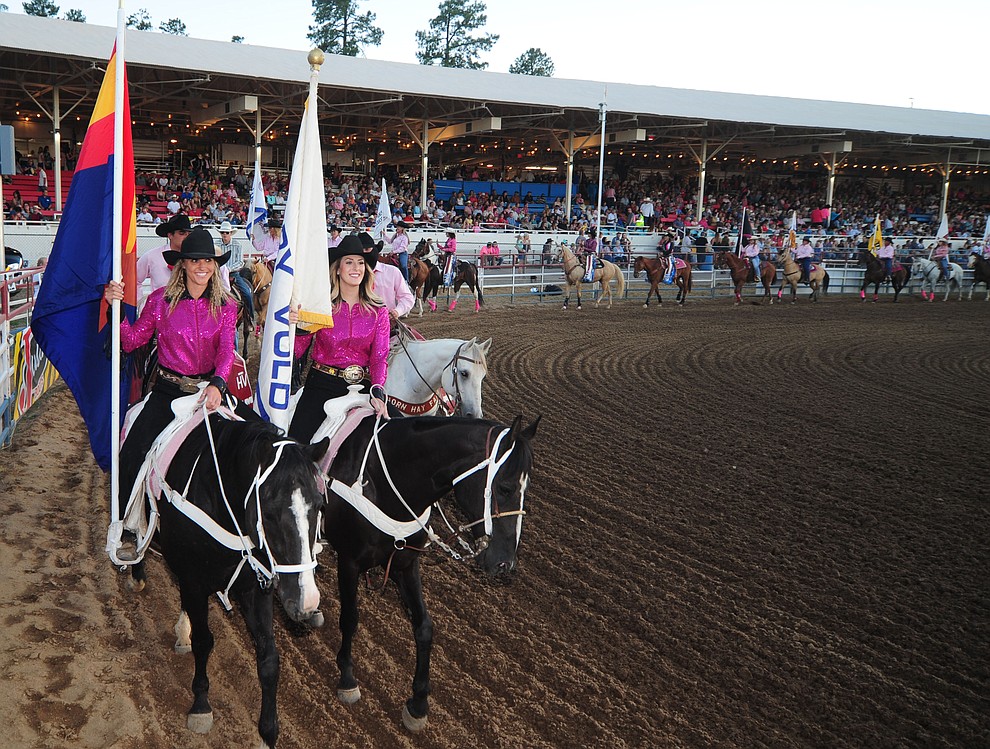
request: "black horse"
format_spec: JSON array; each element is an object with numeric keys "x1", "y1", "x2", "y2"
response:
[
  {"x1": 857, "y1": 249, "x2": 910, "y2": 302},
  {"x1": 125, "y1": 415, "x2": 328, "y2": 749},
  {"x1": 968, "y1": 252, "x2": 990, "y2": 301},
  {"x1": 322, "y1": 414, "x2": 539, "y2": 732}
]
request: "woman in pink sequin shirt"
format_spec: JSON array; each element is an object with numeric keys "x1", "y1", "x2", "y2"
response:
[
  {"x1": 288, "y1": 235, "x2": 390, "y2": 444},
  {"x1": 104, "y1": 228, "x2": 243, "y2": 510}
]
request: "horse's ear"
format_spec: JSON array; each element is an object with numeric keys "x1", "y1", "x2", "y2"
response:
[
  {"x1": 479, "y1": 337, "x2": 492, "y2": 354},
  {"x1": 466, "y1": 336, "x2": 477, "y2": 346},
  {"x1": 307, "y1": 437, "x2": 330, "y2": 465},
  {"x1": 522, "y1": 415, "x2": 541, "y2": 441}
]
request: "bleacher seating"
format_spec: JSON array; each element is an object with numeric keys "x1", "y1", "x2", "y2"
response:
[{"x1": 5, "y1": 172, "x2": 72, "y2": 219}]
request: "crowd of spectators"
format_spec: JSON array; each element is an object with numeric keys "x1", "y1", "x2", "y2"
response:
[{"x1": 5, "y1": 151, "x2": 988, "y2": 262}]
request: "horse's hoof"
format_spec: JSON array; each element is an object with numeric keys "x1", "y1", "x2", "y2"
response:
[
  {"x1": 337, "y1": 686, "x2": 362, "y2": 704},
  {"x1": 174, "y1": 642, "x2": 192, "y2": 654},
  {"x1": 126, "y1": 577, "x2": 145, "y2": 593},
  {"x1": 402, "y1": 704, "x2": 429, "y2": 733},
  {"x1": 186, "y1": 711, "x2": 214, "y2": 734}
]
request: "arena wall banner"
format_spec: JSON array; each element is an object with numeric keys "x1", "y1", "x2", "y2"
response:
[{"x1": 12, "y1": 326, "x2": 59, "y2": 421}]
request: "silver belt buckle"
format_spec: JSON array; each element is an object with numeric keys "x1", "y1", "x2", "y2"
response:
[{"x1": 342, "y1": 365, "x2": 365, "y2": 384}]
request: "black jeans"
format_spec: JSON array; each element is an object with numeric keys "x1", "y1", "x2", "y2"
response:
[{"x1": 288, "y1": 368, "x2": 369, "y2": 445}]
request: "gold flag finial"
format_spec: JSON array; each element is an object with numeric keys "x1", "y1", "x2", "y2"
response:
[{"x1": 308, "y1": 49, "x2": 325, "y2": 70}]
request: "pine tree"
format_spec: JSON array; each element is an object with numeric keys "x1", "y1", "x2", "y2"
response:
[
  {"x1": 509, "y1": 48, "x2": 554, "y2": 77},
  {"x1": 126, "y1": 8, "x2": 153, "y2": 31},
  {"x1": 308, "y1": 0, "x2": 383, "y2": 56},
  {"x1": 22, "y1": 0, "x2": 59, "y2": 16},
  {"x1": 415, "y1": 0, "x2": 498, "y2": 70},
  {"x1": 159, "y1": 18, "x2": 188, "y2": 36}
]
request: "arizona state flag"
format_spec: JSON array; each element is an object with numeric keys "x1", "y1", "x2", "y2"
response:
[{"x1": 33, "y1": 42, "x2": 137, "y2": 471}]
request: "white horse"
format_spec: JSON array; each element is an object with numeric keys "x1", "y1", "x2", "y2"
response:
[
  {"x1": 386, "y1": 337, "x2": 491, "y2": 417},
  {"x1": 912, "y1": 256, "x2": 963, "y2": 302}
]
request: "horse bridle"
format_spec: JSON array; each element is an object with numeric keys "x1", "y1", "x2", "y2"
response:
[
  {"x1": 337, "y1": 419, "x2": 524, "y2": 562},
  {"x1": 394, "y1": 331, "x2": 482, "y2": 416}
]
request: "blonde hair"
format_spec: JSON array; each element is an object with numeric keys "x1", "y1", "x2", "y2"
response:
[
  {"x1": 329, "y1": 257, "x2": 383, "y2": 312},
  {"x1": 164, "y1": 259, "x2": 232, "y2": 316}
]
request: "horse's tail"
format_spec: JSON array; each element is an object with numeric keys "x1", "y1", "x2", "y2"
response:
[
  {"x1": 475, "y1": 263, "x2": 484, "y2": 306},
  {"x1": 823, "y1": 271, "x2": 830, "y2": 294},
  {"x1": 614, "y1": 264, "x2": 626, "y2": 296}
]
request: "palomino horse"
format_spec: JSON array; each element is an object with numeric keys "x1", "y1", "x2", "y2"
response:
[
  {"x1": 228, "y1": 269, "x2": 254, "y2": 358},
  {"x1": 856, "y1": 249, "x2": 909, "y2": 303},
  {"x1": 968, "y1": 252, "x2": 990, "y2": 301},
  {"x1": 118, "y1": 406, "x2": 328, "y2": 749},
  {"x1": 323, "y1": 413, "x2": 539, "y2": 732},
  {"x1": 715, "y1": 250, "x2": 776, "y2": 305},
  {"x1": 777, "y1": 246, "x2": 830, "y2": 303},
  {"x1": 912, "y1": 256, "x2": 964, "y2": 302},
  {"x1": 633, "y1": 255, "x2": 692, "y2": 306},
  {"x1": 560, "y1": 246, "x2": 626, "y2": 309},
  {"x1": 387, "y1": 336, "x2": 491, "y2": 417},
  {"x1": 245, "y1": 259, "x2": 274, "y2": 334}
]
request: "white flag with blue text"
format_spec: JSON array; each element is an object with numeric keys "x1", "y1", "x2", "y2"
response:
[
  {"x1": 374, "y1": 178, "x2": 390, "y2": 240},
  {"x1": 246, "y1": 162, "x2": 268, "y2": 245},
  {"x1": 255, "y1": 74, "x2": 333, "y2": 430}
]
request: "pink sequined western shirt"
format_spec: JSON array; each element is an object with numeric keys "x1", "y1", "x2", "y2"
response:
[
  {"x1": 119, "y1": 287, "x2": 237, "y2": 383},
  {"x1": 294, "y1": 301, "x2": 390, "y2": 386}
]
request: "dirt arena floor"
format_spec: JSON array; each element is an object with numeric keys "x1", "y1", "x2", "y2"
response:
[{"x1": 1, "y1": 294, "x2": 988, "y2": 748}]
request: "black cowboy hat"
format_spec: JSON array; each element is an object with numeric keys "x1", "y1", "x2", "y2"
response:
[
  {"x1": 395, "y1": 220, "x2": 410, "y2": 229},
  {"x1": 155, "y1": 213, "x2": 193, "y2": 237},
  {"x1": 163, "y1": 227, "x2": 231, "y2": 266},
  {"x1": 329, "y1": 234, "x2": 377, "y2": 269},
  {"x1": 266, "y1": 218, "x2": 282, "y2": 229},
  {"x1": 357, "y1": 232, "x2": 384, "y2": 252}
]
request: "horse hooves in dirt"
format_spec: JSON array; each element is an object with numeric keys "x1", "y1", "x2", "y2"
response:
[
  {"x1": 402, "y1": 704, "x2": 429, "y2": 732},
  {"x1": 338, "y1": 686, "x2": 361, "y2": 704}
]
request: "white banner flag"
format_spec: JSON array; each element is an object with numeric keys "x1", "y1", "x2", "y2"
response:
[
  {"x1": 256, "y1": 65, "x2": 333, "y2": 429},
  {"x1": 374, "y1": 178, "x2": 391, "y2": 240},
  {"x1": 246, "y1": 162, "x2": 267, "y2": 245},
  {"x1": 935, "y1": 213, "x2": 949, "y2": 240}
]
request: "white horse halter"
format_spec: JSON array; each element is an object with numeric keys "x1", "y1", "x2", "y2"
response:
[{"x1": 330, "y1": 418, "x2": 524, "y2": 562}]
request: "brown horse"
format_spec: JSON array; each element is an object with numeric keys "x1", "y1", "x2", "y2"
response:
[
  {"x1": 560, "y1": 247, "x2": 626, "y2": 310},
  {"x1": 857, "y1": 249, "x2": 910, "y2": 303},
  {"x1": 633, "y1": 255, "x2": 692, "y2": 307},
  {"x1": 967, "y1": 252, "x2": 990, "y2": 301},
  {"x1": 777, "y1": 246, "x2": 829, "y2": 303},
  {"x1": 715, "y1": 250, "x2": 776, "y2": 305}
]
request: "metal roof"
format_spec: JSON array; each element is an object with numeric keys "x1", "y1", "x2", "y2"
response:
[{"x1": 2, "y1": 13, "x2": 989, "y2": 171}]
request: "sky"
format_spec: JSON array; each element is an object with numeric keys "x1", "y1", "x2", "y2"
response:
[{"x1": 8, "y1": 0, "x2": 990, "y2": 116}]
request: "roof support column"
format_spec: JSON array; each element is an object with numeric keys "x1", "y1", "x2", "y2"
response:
[
  {"x1": 940, "y1": 153, "x2": 951, "y2": 224},
  {"x1": 565, "y1": 132, "x2": 574, "y2": 223},
  {"x1": 595, "y1": 101, "x2": 606, "y2": 232},
  {"x1": 826, "y1": 152, "x2": 837, "y2": 212},
  {"x1": 255, "y1": 107, "x2": 262, "y2": 167},
  {"x1": 421, "y1": 119, "x2": 429, "y2": 213},
  {"x1": 696, "y1": 139, "x2": 707, "y2": 226},
  {"x1": 53, "y1": 86, "x2": 62, "y2": 211}
]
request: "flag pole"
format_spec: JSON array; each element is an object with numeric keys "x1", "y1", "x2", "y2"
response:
[
  {"x1": 109, "y1": 1, "x2": 126, "y2": 552},
  {"x1": 595, "y1": 88, "x2": 606, "y2": 235},
  {"x1": 736, "y1": 207, "x2": 746, "y2": 256}
]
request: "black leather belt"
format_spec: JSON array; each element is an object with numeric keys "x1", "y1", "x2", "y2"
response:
[{"x1": 312, "y1": 362, "x2": 369, "y2": 384}]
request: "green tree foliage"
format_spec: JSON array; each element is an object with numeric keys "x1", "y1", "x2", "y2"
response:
[
  {"x1": 63, "y1": 8, "x2": 84, "y2": 22},
  {"x1": 307, "y1": 0, "x2": 383, "y2": 57},
  {"x1": 126, "y1": 8, "x2": 152, "y2": 30},
  {"x1": 159, "y1": 18, "x2": 188, "y2": 36},
  {"x1": 231, "y1": 35, "x2": 244, "y2": 43},
  {"x1": 415, "y1": 0, "x2": 498, "y2": 70},
  {"x1": 22, "y1": 0, "x2": 59, "y2": 16},
  {"x1": 509, "y1": 47, "x2": 554, "y2": 77}
]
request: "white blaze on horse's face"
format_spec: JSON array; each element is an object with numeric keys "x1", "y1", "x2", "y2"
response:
[{"x1": 290, "y1": 488, "x2": 320, "y2": 615}]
